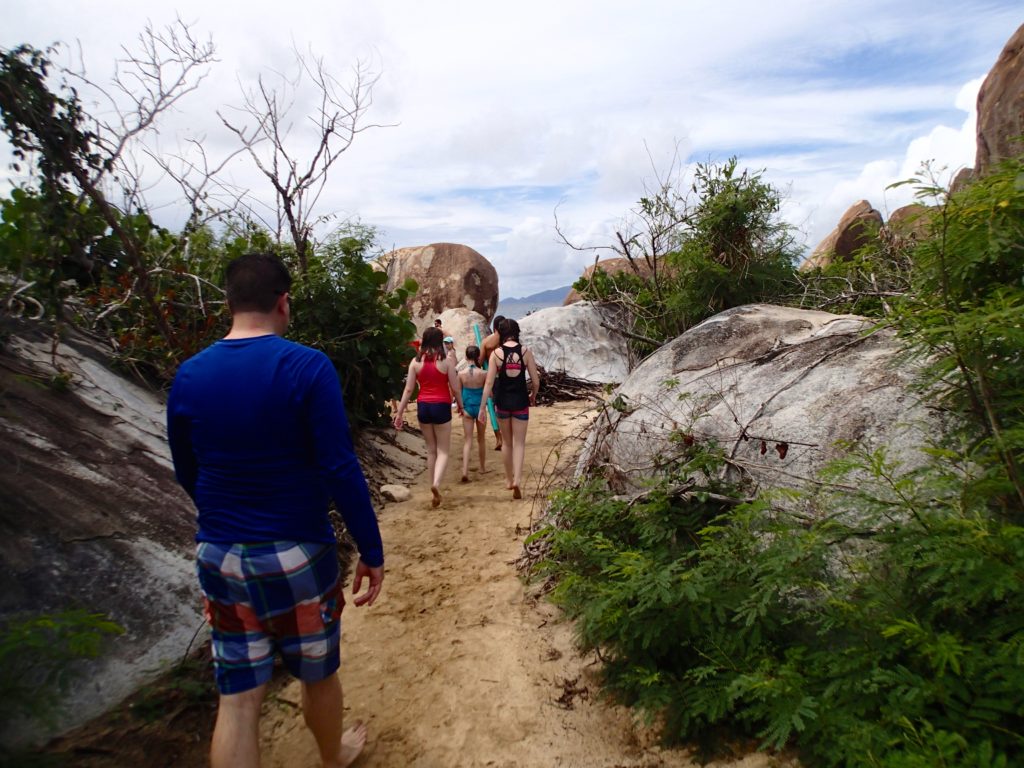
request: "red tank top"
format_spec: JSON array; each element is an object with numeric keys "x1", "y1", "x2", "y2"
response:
[{"x1": 417, "y1": 357, "x2": 452, "y2": 403}]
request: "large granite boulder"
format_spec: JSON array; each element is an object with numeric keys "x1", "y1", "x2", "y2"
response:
[
  {"x1": 885, "y1": 203, "x2": 931, "y2": 240},
  {"x1": 0, "y1": 324, "x2": 201, "y2": 743},
  {"x1": 976, "y1": 23, "x2": 1024, "y2": 174},
  {"x1": 578, "y1": 304, "x2": 943, "y2": 497},
  {"x1": 384, "y1": 243, "x2": 498, "y2": 333},
  {"x1": 518, "y1": 303, "x2": 631, "y2": 384},
  {"x1": 563, "y1": 257, "x2": 656, "y2": 305},
  {"x1": 801, "y1": 200, "x2": 883, "y2": 271}
]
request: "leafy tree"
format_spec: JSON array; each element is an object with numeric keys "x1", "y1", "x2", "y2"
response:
[
  {"x1": 287, "y1": 223, "x2": 418, "y2": 426},
  {"x1": 571, "y1": 158, "x2": 800, "y2": 358},
  {"x1": 1, "y1": 31, "x2": 415, "y2": 411},
  {"x1": 663, "y1": 158, "x2": 799, "y2": 329},
  {"x1": 894, "y1": 156, "x2": 1024, "y2": 512},
  {"x1": 0, "y1": 36, "x2": 216, "y2": 348}
]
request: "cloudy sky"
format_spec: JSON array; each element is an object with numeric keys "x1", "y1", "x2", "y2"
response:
[{"x1": 1, "y1": 1, "x2": 1020, "y2": 298}]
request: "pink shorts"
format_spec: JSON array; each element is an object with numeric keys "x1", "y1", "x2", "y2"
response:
[{"x1": 496, "y1": 407, "x2": 529, "y2": 421}]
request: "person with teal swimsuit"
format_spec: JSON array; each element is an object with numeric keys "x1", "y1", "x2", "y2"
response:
[{"x1": 458, "y1": 345, "x2": 488, "y2": 482}]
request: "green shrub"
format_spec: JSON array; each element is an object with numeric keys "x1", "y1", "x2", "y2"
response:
[
  {"x1": 538, "y1": 160, "x2": 1024, "y2": 766},
  {"x1": 0, "y1": 610, "x2": 123, "y2": 730},
  {"x1": 573, "y1": 158, "x2": 799, "y2": 358},
  {"x1": 288, "y1": 226, "x2": 417, "y2": 427}
]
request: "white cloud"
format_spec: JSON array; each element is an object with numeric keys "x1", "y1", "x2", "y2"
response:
[{"x1": 1, "y1": 1, "x2": 1019, "y2": 296}]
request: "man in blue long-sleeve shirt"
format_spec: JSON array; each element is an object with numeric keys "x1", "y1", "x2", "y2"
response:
[{"x1": 168, "y1": 252, "x2": 382, "y2": 768}]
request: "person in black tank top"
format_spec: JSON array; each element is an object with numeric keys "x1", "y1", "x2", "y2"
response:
[
  {"x1": 478, "y1": 318, "x2": 540, "y2": 499},
  {"x1": 494, "y1": 341, "x2": 531, "y2": 412}
]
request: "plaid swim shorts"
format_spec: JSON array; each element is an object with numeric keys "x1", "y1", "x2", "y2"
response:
[{"x1": 196, "y1": 540, "x2": 344, "y2": 694}]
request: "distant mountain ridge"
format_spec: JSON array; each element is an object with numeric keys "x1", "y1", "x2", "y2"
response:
[{"x1": 497, "y1": 285, "x2": 572, "y2": 320}]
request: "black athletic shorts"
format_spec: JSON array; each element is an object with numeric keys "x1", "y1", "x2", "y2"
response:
[{"x1": 417, "y1": 401, "x2": 453, "y2": 424}]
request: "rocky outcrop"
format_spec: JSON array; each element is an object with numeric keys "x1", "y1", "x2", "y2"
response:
[
  {"x1": 976, "y1": 23, "x2": 1024, "y2": 174},
  {"x1": 384, "y1": 243, "x2": 498, "y2": 333},
  {"x1": 885, "y1": 203, "x2": 932, "y2": 241},
  {"x1": 578, "y1": 304, "x2": 944, "y2": 497},
  {"x1": 518, "y1": 303, "x2": 631, "y2": 384},
  {"x1": 801, "y1": 200, "x2": 883, "y2": 271},
  {"x1": 563, "y1": 257, "x2": 656, "y2": 305},
  {"x1": 0, "y1": 323, "x2": 201, "y2": 743}
]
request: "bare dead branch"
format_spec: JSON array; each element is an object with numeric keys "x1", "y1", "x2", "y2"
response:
[{"x1": 218, "y1": 46, "x2": 392, "y2": 272}]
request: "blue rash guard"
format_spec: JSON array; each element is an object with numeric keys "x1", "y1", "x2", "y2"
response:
[{"x1": 167, "y1": 334, "x2": 383, "y2": 568}]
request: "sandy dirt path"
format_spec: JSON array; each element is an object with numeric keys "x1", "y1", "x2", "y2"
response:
[{"x1": 258, "y1": 400, "x2": 784, "y2": 768}]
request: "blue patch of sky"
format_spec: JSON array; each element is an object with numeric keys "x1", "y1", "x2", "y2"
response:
[
  {"x1": 795, "y1": 44, "x2": 968, "y2": 88},
  {"x1": 687, "y1": 142, "x2": 843, "y2": 164},
  {"x1": 416, "y1": 183, "x2": 569, "y2": 207},
  {"x1": 754, "y1": 20, "x2": 1005, "y2": 92},
  {"x1": 691, "y1": 105, "x2": 967, "y2": 162}
]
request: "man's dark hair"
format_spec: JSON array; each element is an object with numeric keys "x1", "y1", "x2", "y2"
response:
[
  {"x1": 491, "y1": 315, "x2": 505, "y2": 333},
  {"x1": 225, "y1": 253, "x2": 292, "y2": 313}
]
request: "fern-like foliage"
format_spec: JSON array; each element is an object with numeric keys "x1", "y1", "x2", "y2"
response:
[{"x1": 536, "y1": 158, "x2": 1024, "y2": 767}]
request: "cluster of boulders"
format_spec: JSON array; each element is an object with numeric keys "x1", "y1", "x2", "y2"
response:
[
  {"x1": 380, "y1": 242, "x2": 632, "y2": 382},
  {"x1": 803, "y1": 22, "x2": 1023, "y2": 271},
  {"x1": 3, "y1": 20, "x2": 1020, "y2": 750}
]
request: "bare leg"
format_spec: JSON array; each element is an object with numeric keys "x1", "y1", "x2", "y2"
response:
[
  {"x1": 421, "y1": 423, "x2": 438, "y2": 490},
  {"x1": 475, "y1": 418, "x2": 487, "y2": 473},
  {"x1": 210, "y1": 683, "x2": 268, "y2": 768},
  {"x1": 302, "y1": 674, "x2": 366, "y2": 768},
  {"x1": 497, "y1": 417, "x2": 514, "y2": 489},
  {"x1": 432, "y1": 420, "x2": 452, "y2": 491},
  {"x1": 461, "y1": 415, "x2": 474, "y2": 481},
  {"x1": 511, "y1": 416, "x2": 529, "y2": 496}
]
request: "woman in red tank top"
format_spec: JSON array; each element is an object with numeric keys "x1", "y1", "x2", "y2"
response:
[{"x1": 394, "y1": 326, "x2": 463, "y2": 507}]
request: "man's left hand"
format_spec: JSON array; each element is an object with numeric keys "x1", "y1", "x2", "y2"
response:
[{"x1": 353, "y1": 560, "x2": 384, "y2": 607}]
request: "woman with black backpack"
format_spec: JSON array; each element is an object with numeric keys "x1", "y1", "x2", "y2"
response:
[{"x1": 477, "y1": 318, "x2": 540, "y2": 499}]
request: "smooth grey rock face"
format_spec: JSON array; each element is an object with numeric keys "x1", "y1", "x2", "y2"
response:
[
  {"x1": 518, "y1": 303, "x2": 631, "y2": 384},
  {"x1": 0, "y1": 327, "x2": 201, "y2": 744},
  {"x1": 578, "y1": 304, "x2": 944, "y2": 498}
]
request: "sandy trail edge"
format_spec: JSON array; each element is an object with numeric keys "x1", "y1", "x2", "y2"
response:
[{"x1": 259, "y1": 400, "x2": 789, "y2": 768}]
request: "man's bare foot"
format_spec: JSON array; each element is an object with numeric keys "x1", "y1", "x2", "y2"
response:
[
  {"x1": 460, "y1": 475, "x2": 469, "y2": 483},
  {"x1": 331, "y1": 720, "x2": 367, "y2": 768},
  {"x1": 512, "y1": 485, "x2": 522, "y2": 500},
  {"x1": 431, "y1": 486, "x2": 441, "y2": 507}
]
